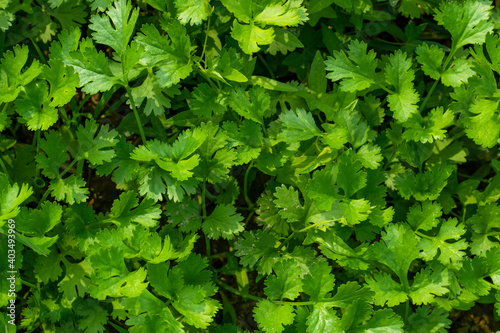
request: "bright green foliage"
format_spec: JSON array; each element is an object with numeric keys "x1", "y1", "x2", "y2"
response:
[
  {"x1": 3, "y1": 0, "x2": 500, "y2": 331},
  {"x1": 325, "y1": 40, "x2": 377, "y2": 92},
  {"x1": 385, "y1": 50, "x2": 419, "y2": 122},
  {"x1": 203, "y1": 204, "x2": 244, "y2": 239}
]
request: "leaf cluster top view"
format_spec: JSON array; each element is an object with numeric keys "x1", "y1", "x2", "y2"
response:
[{"x1": 1, "y1": 0, "x2": 500, "y2": 332}]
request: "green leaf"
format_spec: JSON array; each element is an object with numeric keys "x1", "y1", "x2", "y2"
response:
[
  {"x1": 15, "y1": 82, "x2": 58, "y2": 131},
  {"x1": 189, "y1": 83, "x2": 227, "y2": 117},
  {"x1": 106, "y1": 191, "x2": 162, "y2": 228},
  {"x1": 462, "y1": 98, "x2": 500, "y2": 148},
  {"x1": 96, "y1": 136, "x2": 140, "y2": 184},
  {"x1": 17, "y1": 201, "x2": 62, "y2": 236},
  {"x1": 407, "y1": 201, "x2": 442, "y2": 231},
  {"x1": 42, "y1": 58, "x2": 80, "y2": 107},
  {"x1": 49, "y1": 175, "x2": 89, "y2": 204},
  {"x1": 76, "y1": 119, "x2": 119, "y2": 165},
  {"x1": 173, "y1": 285, "x2": 221, "y2": 329},
  {"x1": 231, "y1": 21, "x2": 275, "y2": 54},
  {"x1": 416, "y1": 43, "x2": 444, "y2": 81},
  {"x1": 203, "y1": 204, "x2": 244, "y2": 240},
  {"x1": 0, "y1": 44, "x2": 41, "y2": 104},
  {"x1": 89, "y1": 0, "x2": 139, "y2": 57},
  {"x1": 253, "y1": 0, "x2": 308, "y2": 27},
  {"x1": 0, "y1": 182, "x2": 33, "y2": 228},
  {"x1": 403, "y1": 107, "x2": 455, "y2": 143},
  {"x1": 434, "y1": 0, "x2": 493, "y2": 49},
  {"x1": 254, "y1": 300, "x2": 295, "y2": 333},
  {"x1": 394, "y1": 164, "x2": 454, "y2": 201},
  {"x1": 274, "y1": 185, "x2": 305, "y2": 222},
  {"x1": 418, "y1": 218, "x2": 468, "y2": 266},
  {"x1": 356, "y1": 144, "x2": 383, "y2": 170},
  {"x1": 407, "y1": 306, "x2": 451, "y2": 333},
  {"x1": 385, "y1": 50, "x2": 419, "y2": 122},
  {"x1": 409, "y1": 267, "x2": 449, "y2": 305},
  {"x1": 366, "y1": 272, "x2": 407, "y2": 307},
  {"x1": 467, "y1": 203, "x2": 500, "y2": 256},
  {"x1": 135, "y1": 22, "x2": 192, "y2": 88},
  {"x1": 306, "y1": 304, "x2": 341, "y2": 333},
  {"x1": 229, "y1": 86, "x2": 270, "y2": 124},
  {"x1": 337, "y1": 150, "x2": 367, "y2": 198},
  {"x1": 76, "y1": 299, "x2": 108, "y2": 333},
  {"x1": 325, "y1": 40, "x2": 378, "y2": 92},
  {"x1": 264, "y1": 259, "x2": 303, "y2": 300},
  {"x1": 303, "y1": 260, "x2": 335, "y2": 300},
  {"x1": 277, "y1": 108, "x2": 322, "y2": 143},
  {"x1": 234, "y1": 230, "x2": 279, "y2": 275},
  {"x1": 36, "y1": 130, "x2": 68, "y2": 179},
  {"x1": 220, "y1": 0, "x2": 252, "y2": 22},
  {"x1": 307, "y1": 165, "x2": 342, "y2": 211},
  {"x1": 66, "y1": 39, "x2": 118, "y2": 94},
  {"x1": 372, "y1": 223, "x2": 420, "y2": 281},
  {"x1": 174, "y1": 0, "x2": 211, "y2": 25},
  {"x1": 441, "y1": 58, "x2": 475, "y2": 87},
  {"x1": 130, "y1": 74, "x2": 180, "y2": 116}
]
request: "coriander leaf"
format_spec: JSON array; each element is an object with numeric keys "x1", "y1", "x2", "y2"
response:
[
  {"x1": 174, "y1": 0, "x2": 211, "y2": 25},
  {"x1": 234, "y1": 230, "x2": 279, "y2": 275},
  {"x1": 254, "y1": 0, "x2": 308, "y2": 27},
  {"x1": 458, "y1": 257, "x2": 491, "y2": 296},
  {"x1": 394, "y1": 164, "x2": 454, "y2": 201},
  {"x1": 407, "y1": 200, "x2": 442, "y2": 231},
  {"x1": 306, "y1": 304, "x2": 341, "y2": 333},
  {"x1": 274, "y1": 184, "x2": 305, "y2": 222},
  {"x1": 325, "y1": 40, "x2": 377, "y2": 92},
  {"x1": 173, "y1": 285, "x2": 221, "y2": 329},
  {"x1": 343, "y1": 302, "x2": 404, "y2": 333},
  {"x1": 135, "y1": 22, "x2": 192, "y2": 88},
  {"x1": 0, "y1": 44, "x2": 41, "y2": 104},
  {"x1": 442, "y1": 58, "x2": 475, "y2": 87},
  {"x1": 409, "y1": 267, "x2": 449, "y2": 305},
  {"x1": 90, "y1": 267, "x2": 149, "y2": 300},
  {"x1": 202, "y1": 204, "x2": 244, "y2": 240},
  {"x1": 66, "y1": 38, "x2": 118, "y2": 94},
  {"x1": 403, "y1": 107, "x2": 455, "y2": 143},
  {"x1": 356, "y1": 144, "x2": 383, "y2": 170},
  {"x1": 106, "y1": 191, "x2": 161, "y2": 228},
  {"x1": 76, "y1": 119, "x2": 119, "y2": 165},
  {"x1": 189, "y1": 83, "x2": 227, "y2": 117},
  {"x1": 365, "y1": 272, "x2": 407, "y2": 307},
  {"x1": 340, "y1": 199, "x2": 371, "y2": 226},
  {"x1": 407, "y1": 306, "x2": 451, "y2": 333},
  {"x1": 254, "y1": 300, "x2": 295, "y2": 333},
  {"x1": 75, "y1": 299, "x2": 108, "y2": 333},
  {"x1": 0, "y1": 182, "x2": 33, "y2": 228},
  {"x1": 17, "y1": 201, "x2": 62, "y2": 236},
  {"x1": 467, "y1": 203, "x2": 500, "y2": 256},
  {"x1": 229, "y1": 86, "x2": 270, "y2": 124},
  {"x1": 34, "y1": 251, "x2": 63, "y2": 283},
  {"x1": 462, "y1": 98, "x2": 500, "y2": 148},
  {"x1": 330, "y1": 281, "x2": 374, "y2": 308},
  {"x1": 306, "y1": 165, "x2": 342, "y2": 211},
  {"x1": 332, "y1": 107, "x2": 370, "y2": 149},
  {"x1": 277, "y1": 108, "x2": 322, "y2": 143},
  {"x1": 337, "y1": 150, "x2": 367, "y2": 198},
  {"x1": 130, "y1": 74, "x2": 180, "y2": 116},
  {"x1": 264, "y1": 259, "x2": 303, "y2": 300},
  {"x1": 58, "y1": 260, "x2": 93, "y2": 302},
  {"x1": 372, "y1": 223, "x2": 420, "y2": 281},
  {"x1": 223, "y1": 120, "x2": 262, "y2": 165},
  {"x1": 42, "y1": 58, "x2": 80, "y2": 107},
  {"x1": 220, "y1": 0, "x2": 252, "y2": 22},
  {"x1": 96, "y1": 136, "x2": 140, "y2": 184},
  {"x1": 49, "y1": 175, "x2": 89, "y2": 204},
  {"x1": 416, "y1": 43, "x2": 444, "y2": 80},
  {"x1": 303, "y1": 260, "x2": 335, "y2": 300},
  {"x1": 434, "y1": 0, "x2": 493, "y2": 49},
  {"x1": 418, "y1": 218, "x2": 468, "y2": 266},
  {"x1": 231, "y1": 21, "x2": 275, "y2": 54},
  {"x1": 165, "y1": 199, "x2": 202, "y2": 233},
  {"x1": 89, "y1": 0, "x2": 139, "y2": 57},
  {"x1": 385, "y1": 50, "x2": 419, "y2": 122},
  {"x1": 35, "y1": 130, "x2": 68, "y2": 179},
  {"x1": 15, "y1": 82, "x2": 58, "y2": 131}
]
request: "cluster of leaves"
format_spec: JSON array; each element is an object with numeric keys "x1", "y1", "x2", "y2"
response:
[{"x1": 1, "y1": 0, "x2": 500, "y2": 332}]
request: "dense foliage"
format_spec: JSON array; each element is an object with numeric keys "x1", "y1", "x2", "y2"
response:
[{"x1": 1, "y1": 0, "x2": 500, "y2": 332}]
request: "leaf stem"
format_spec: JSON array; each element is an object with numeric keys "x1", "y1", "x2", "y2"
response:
[
  {"x1": 202, "y1": 180, "x2": 211, "y2": 256},
  {"x1": 215, "y1": 278, "x2": 262, "y2": 302},
  {"x1": 125, "y1": 87, "x2": 147, "y2": 144},
  {"x1": 243, "y1": 162, "x2": 254, "y2": 209},
  {"x1": 257, "y1": 53, "x2": 276, "y2": 80}
]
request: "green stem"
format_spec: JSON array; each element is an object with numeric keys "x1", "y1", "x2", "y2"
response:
[
  {"x1": 297, "y1": 219, "x2": 340, "y2": 233},
  {"x1": 200, "y1": 13, "x2": 211, "y2": 67},
  {"x1": 215, "y1": 279, "x2": 262, "y2": 302},
  {"x1": 419, "y1": 44, "x2": 458, "y2": 111},
  {"x1": 20, "y1": 279, "x2": 37, "y2": 289},
  {"x1": 30, "y1": 39, "x2": 47, "y2": 65},
  {"x1": 383, "y1": 147, "x2": 397, "y2": 171},
  {"x1": 0, "y1": 157, "x2": 10, "y2": 181},
  {"x1": 243, "y1": 162, "x2": 254, "y2": 209},
  {"x1": 257, "y1": 53, "x2": 276, "y2": 80},
  {"x1": 125, "y1": 87, "x2": 147, "y2": 144},
  {"x1": 415, "y1": 231, "x2": 433, "y2": 240},
  {"x1": 202, "y1": 180, "x2": 210, "y2": 256}
]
